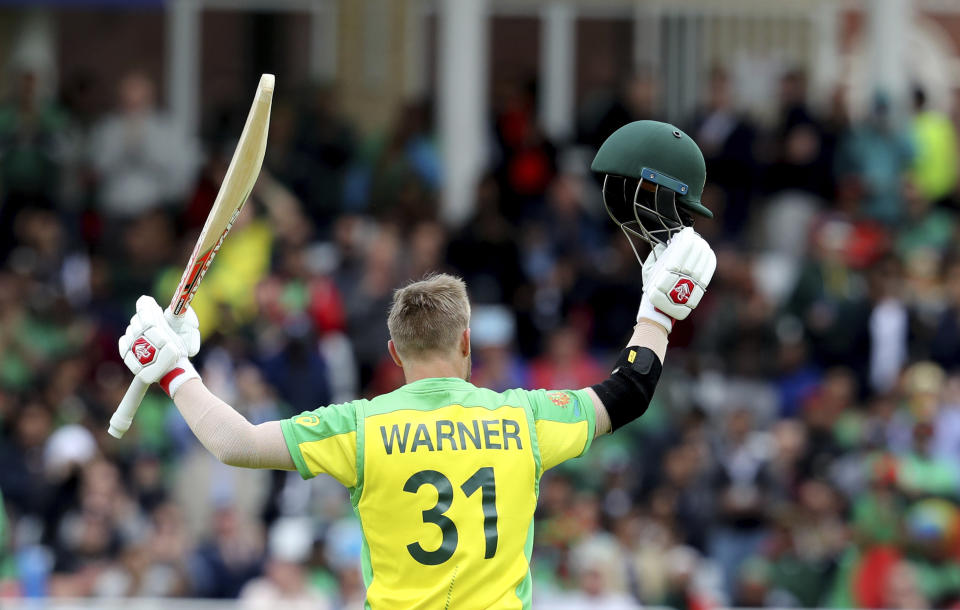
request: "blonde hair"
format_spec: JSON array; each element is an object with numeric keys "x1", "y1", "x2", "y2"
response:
[{"x1": 388, "y1": 274, "x2": 471, "y2": 359}]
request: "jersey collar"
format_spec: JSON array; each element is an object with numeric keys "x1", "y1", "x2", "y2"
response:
[{"x1": 402, "y1": 377, "x2": 475, "y2": 391}]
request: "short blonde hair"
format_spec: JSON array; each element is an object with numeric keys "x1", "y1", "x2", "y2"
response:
[{"x1": 388, "y1": 273, "x2": 471, "y2": 358}]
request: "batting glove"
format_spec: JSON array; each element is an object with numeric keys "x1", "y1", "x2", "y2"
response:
[
  {"x1": 637, "y1": 227, "x2": 716, "y2": 331},
  {"x1": 641, "y1": 242, "x2": 667, "y2": 288},
  {"x1": 165, "y1": 305, "x2": 201, "y2": 357},
  {"x1": 119, "y1": 296, "x2": 199, "y2": 397}
]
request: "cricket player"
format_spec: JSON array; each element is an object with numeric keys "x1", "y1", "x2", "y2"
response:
[{"x1": 118, "y1": 121, "x2": 716, "y2": 608}]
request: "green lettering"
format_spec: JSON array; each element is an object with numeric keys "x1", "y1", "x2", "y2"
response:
[
  {"x1": 482, "y1": 420, "x2": 501, "y2": 449},
  {"x1": 411, "y1": 423, "x2": 435, "y2": 452},
  {"x1": 381, "y1": 423, "x2": 411, "y2": 455},
  {"x1": 458, "y1": 420, "x2": 481, "y2": 449},
  {"x1": 462, "y1": 467, "x2": 498, "y2": 558},
  {"x1": 436, "y1": 420, "x2": 457, "y2": 451},
  {"x1": 502, "y1": 419, "x2": 522, "y2": 450},
  {"x1": 404, "y1": 470, "x2": 458, "y2": 565}
]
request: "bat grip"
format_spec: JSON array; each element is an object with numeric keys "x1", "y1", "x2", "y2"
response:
[{"x1": 108, "y1": 377, "x2": 149, "y2": 439}]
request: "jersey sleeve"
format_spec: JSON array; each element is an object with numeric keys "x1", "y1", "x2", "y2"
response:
[
  {"x1": 280, "y1": 401, "x2": 359, "y2": 486},
  {"x1": 527, "y1": 389, "x2": 596, "y2": 471}
]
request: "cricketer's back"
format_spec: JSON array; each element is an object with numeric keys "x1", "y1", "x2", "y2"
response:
[{"x1": 280, "y1": 377, "x2": 596, "y2": 609}]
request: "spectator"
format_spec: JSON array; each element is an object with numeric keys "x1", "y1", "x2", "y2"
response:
[
  {"x1": 868, "y1": 255, "x2": 909, "y2": 393},
  {"x1": 493, "y1": 77, "x2": 557, "y2": 219},
  {"x1": 931, "y1": 257, "x2": 960, "y2": 369},
  {"x1": 271, "y1": 84, "x2": 356, "y2": 230},
  {"x1": 529, "y1": 326, "x2": 605, "y2": 391},
  {"x1": 240, "y1": 518, "x2": 332, "y2": 608},
  {"x1": 708, "y1": 406, "x2": 772, "y2": 596},
  {"x1": 88, "y1": 71, "x2": 200, "y2": 219},
  {"x1": 909, "y1": 86, "x2": 958, "y2": 206},
  {"x1": 579, "y1": 67, "x2": 663, "y2": 151},
  {"x1": 0, "y1": 67, "x2": 71, "y2": 257},
  {"x1": 688, "y1": 66, "x2": 758, "y2": 237},
  {"x1": 764, "y1": 69, "x2": 834, "y2": 201},
  {"x1": 447, "y1": 175, "x2": 526, "y2": 306},
  {"x1": 536, "y1": 533, "x2": 637, "y2": 609},
  {"x1": 835, "y1": 92, "x2": 914, "y2": 225},
  {"x1": 0, "y1": 402, "x2": 53, "y2": 518},
  {"x1": 189, "y1": 507, "x2": 264, "y2": 598},
  {"x1": 470, "y1": 305, "x2": 529, "y2": 392},
  {"x1": 357, "y1": 101, "x2": 441, "y2": 224}
]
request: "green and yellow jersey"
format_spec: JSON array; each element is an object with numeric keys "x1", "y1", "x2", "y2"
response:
[{"x1": 280, "y1": 377, "x2": 596, "y2": 609}]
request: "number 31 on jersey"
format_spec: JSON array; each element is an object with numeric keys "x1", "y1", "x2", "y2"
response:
[{"x1": 403, "y1": 467, "x2": 498, "y2": 565}]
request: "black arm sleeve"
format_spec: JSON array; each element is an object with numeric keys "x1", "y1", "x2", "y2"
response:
[{"x1": 591, "y1": 346, "x2": 663, "y2": 432}]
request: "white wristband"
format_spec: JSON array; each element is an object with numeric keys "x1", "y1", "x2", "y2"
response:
[
  {"x1": 637, "y1": 296, "x2": 674, "y2": 333},
  {"x1": 158, "y1": 356, "x2": 200, "y2": 398}
]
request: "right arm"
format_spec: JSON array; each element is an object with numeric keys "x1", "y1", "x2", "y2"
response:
[
  {"x1": 117, "y1": 296, "x2": 294, "y2": 471},
  {"x1": 119, "y1": 297, "x2": 358, "y2": 484},
  {"x1": 174, "y1": 376, "x2": 360, "y2": 487},
  {"x1": 172, "y1": 379, "x2": 294, "y2": 470}
]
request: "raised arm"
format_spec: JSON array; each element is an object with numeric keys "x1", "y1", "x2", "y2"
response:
[
  {"x1": 118, "y1": 296, "x2": 294, "y2": 470},
  {"x1": 586, "y1": 319, "x2": 668, "y2": 436},
  {"x1": 585, "y1": 228, "x2": 716, "y2": 436},
  {"x1": 172, "y1": 379, "x2": 294, "y2": 469}
]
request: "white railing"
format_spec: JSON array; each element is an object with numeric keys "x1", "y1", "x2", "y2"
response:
[
  {"x1": 0, "y1": 601, "x2": 249, "y2": 610},
  {"x1": 636, "y1": 1, "x2": 834, "y2": 124}
]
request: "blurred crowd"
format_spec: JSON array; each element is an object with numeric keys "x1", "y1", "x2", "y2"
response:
[{"x1": 3, "y1": 57, "x2": 960, "y2": 610}]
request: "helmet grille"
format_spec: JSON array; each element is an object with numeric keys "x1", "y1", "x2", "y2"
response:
[{"x1": 602, "y1": 174, "x2": 693, "y2": 261}]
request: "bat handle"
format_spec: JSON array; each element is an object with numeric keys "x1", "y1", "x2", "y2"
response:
[{"x1": 108, "y1": 378, "x2": 149, "y2": 438}]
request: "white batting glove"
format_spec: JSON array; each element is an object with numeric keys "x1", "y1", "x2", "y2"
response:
[
  {"x1": 638, "y1": 227, "x2": 716, "y2": 331},
  {"x1": 165, "y1": 305, "x2": 201, "y2": 357},
  {"x1": 638, "y1": 241, "x2": 673, "y2": 330},
  {"x1": 118, "y1": 296, "x2": 199, "y2": 397},
  {"x1": 641, "y1": 242, "x2": 666, "y2": 288}
]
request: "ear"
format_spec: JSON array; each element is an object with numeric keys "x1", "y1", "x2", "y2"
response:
[
  {"x1": 387, "y1": 340, "x2": 403, "y2": 367},
  {"x1": 461, "y1": 328, "x2": 471, "y2": 357}
]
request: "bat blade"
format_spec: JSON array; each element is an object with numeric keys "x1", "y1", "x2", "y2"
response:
[
  {"x1": 108, "y1": 74, "x2": 275, "y2": 439},
  {"x1": 170, "y1": 73, "x2": 275, "y2": 315}
]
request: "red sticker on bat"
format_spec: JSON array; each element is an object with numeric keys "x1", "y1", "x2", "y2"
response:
[
  {"x1": 169, "y1": 207, "x2": 242, "y2": 315},
  {"x1": 132, "y1": 337, "x2": 156, "y2": 365}
]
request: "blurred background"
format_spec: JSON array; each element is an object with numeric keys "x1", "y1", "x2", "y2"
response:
[{"x1": 3, "y1": 0, "x2": 960, "y2": 608}]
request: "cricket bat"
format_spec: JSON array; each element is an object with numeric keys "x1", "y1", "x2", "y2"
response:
[{"x1": 108, "y1": 73, "x2": 275, "y2": 439}]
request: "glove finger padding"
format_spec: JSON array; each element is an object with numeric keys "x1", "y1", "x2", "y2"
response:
[
  {"x1": 641, "y1": 243, "x2": 667, "y2": 287},
  {"x1": 659, "y1": 228, "x2": 702, "y2": 277},
  {"x1": 643, "y1": 228, "x2": 716, "y2": 321},
  {"x1": 699, "y1": 245, "x2": 717, "y2": 286},
  {"x1": 118, "y1": 315, "x2": 146, "y2": 356},
  {"x1": 165, "y1": 305, "x2": 201, "y2": 357},
  {"x1": 673, "y1": 229, "x2": 715, "y2": 283},
  {"x1": 136, "y1": 295, "x2": 166, "y2": 327}
]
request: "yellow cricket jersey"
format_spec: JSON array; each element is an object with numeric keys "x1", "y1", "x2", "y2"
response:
[{"x1": 280, "y1": 377, "x2": 596, "y2": 609}]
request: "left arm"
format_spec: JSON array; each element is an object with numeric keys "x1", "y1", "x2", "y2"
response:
[
  {"x1": 587, "y1": 319, "x2": 669, "y2": 436},
  {"x1": 583, "y1": 227, "x2": 715, "y2": 437}
]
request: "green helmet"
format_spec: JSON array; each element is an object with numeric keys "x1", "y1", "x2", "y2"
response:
[{"x1": 592, "y1": 120, "x2": 711, "y2": 253}]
